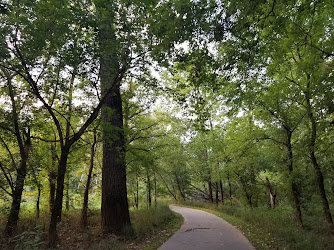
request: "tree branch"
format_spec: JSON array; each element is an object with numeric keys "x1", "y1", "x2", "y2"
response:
[{"x1": 0, "y1": 162, "x2": 14, "y2": 191}]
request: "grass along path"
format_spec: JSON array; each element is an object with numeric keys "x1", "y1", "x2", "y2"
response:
[{"x1": 173, "y1": 201, "x2": 334, "y2": 250}]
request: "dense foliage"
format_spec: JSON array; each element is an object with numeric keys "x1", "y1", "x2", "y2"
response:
[{"x1": 0, "y1": 0, "x2": 333, "y2": 248}]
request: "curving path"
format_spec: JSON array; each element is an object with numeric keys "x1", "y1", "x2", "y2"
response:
[{"x1": 159, "y1": 205, "x2": 255, "y2": 250}]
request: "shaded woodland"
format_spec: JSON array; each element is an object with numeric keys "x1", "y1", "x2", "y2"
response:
[{"x1": 0, "y1": 0, "x2": 334, "y2": 248}]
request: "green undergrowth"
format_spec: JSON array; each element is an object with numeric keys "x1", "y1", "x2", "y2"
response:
[
  {"x1": 174, "y1": 200, "x2": 334, "y2": 250},
  {"x1": 0, "y1": 202, "x2": 183, "y2": 249}
]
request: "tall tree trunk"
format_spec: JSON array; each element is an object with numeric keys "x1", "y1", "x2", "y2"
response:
[
  {"x1": 219, "y1": 180, "x2": 224, "y2": 205},
  {"x1": 304, "y1": 83, "x2": 333, "y2": 227},
  {"x1": 81, "y1": 133, "x2": 97, "y2": 227},
  {"x1": 101, "y1": 78, "x2": 131, "y2": 233},
  {"x1": 286, "y1": 130, "x2": 303, "y2": 227},
  {"x1": 97, "y1": 2, "x2": 132, "y2": 228}
]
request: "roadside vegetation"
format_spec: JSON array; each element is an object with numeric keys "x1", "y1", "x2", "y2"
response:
[
  {"x1": 176, "y1": 200, "x2": 334, "y2": 250},
  {"x1": 0, "y1": 202, "x2": 182, "y2": 249}
]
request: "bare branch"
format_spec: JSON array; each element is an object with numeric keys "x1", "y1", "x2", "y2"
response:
[{"x1": 0, "y1": 162, "x2": 14, "y2": 190}]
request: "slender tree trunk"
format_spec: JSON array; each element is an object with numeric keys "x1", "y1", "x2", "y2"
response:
[
  {"x1": 304, "y1": 84, "x2": 333, "y2": 227},
  {"x1": 81, "y1": 133, "x2": 97, "y2": 227},
  {"x1": 66, "y1": 177, "x2": 70, "y2": 212},
  {"x1": 4, "y1": 76, "x2": 31, "y2": 236},
  {"x1": 147, "y1": 172, "x2": 152, "y2": 208},
  {"x1": 49, "y1": 173, "x2": 56, "y2": 214},
  {"x1": 215, "y1": 182, "x2": 219, "y2": 205},
  {"x1": 159, "y1": 173, "x2": 177, "y2": 201},
  {"x1": 219, "y1": 180, "x2": 224, "y2": 205},
  {"x1": 136, "y1": 177, "x2": 139, "y2": 208},
  {"x1": 266, "y1": 177, "x2": 276, "y2": 209},
  {"x1": 238, "y1": 173, "x2": 253, "y2": 208},
  {"x1": 227, "y1": 173, "x2": 232, "y2": 205},
  {"x1": 286, "y1": 130, "x2": 303, "y2": 227},
  {"x1": 247, "y1": 194, "x2": 253, "y2": 207},
  {"x1": 48, "y1": 150, "x2": 70, "y2": 246},
  {"x1": 49, "y1": 144, "x2": 57, "y2": 214},
  {"x1": 36, "y1": 185, "x2": 41, "y2": 219},
  {"x1": 330, "y1": 178, "x2": 334, "y2": 200},
  {"x1": 5, "y1": 142, "x2": 31, "y2": 235},
  {"x1": 208, "y1": 179, "x2": 213, "y2": 203},
  {"x1": 154, "y1": 173, "x2": 157, "y2": 208},
  {"x1": 175, "y1": 173, "x2": 185, "y2": 201},
  {"x1": 133, "y1": 193, "x2": 138, "y2": 209}
]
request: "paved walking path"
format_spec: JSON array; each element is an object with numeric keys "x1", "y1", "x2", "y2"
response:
[{"x1": 159, "y1": 205, "x2": 255, "y2": 250}]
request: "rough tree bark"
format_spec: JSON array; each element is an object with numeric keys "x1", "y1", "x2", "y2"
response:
[
  {"x1": 100, "y1": 50, "x2": 131, "y2": 233},
  {"x1": 101, "y1": 83, "x2": 132, "y2": 232}
]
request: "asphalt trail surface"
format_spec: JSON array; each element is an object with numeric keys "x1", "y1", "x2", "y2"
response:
[{"x1": 159, "y1": 205, "x2": 255, "y2": 250}]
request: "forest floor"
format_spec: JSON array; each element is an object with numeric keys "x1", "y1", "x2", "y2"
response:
[
  {"x1": 0, "y1": 203, "x2": 183, "y2": 249},
  {"x1": 174, "y1": 201, "x2": 334, "y2": 250}
]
